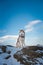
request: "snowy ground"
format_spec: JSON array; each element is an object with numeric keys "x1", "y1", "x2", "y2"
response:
[
  {"x1": 0, "y1": 45, "x2": 43, "y2": 65},
  {"x1": 0, "y1": 45, "x2": 22, "y2": 65}
]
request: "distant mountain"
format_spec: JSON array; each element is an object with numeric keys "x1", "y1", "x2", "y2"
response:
[{"x1": 37, "y1": 44, "x2": 43, "y2": 47}]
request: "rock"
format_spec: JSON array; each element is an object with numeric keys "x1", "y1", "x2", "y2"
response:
[
  {"x1": 13, "y1": 46, "x2": 43, "y2": 65},
  {"x1": 7, "y1": 51, "x2": 11, "y2": 54},
  {"x1": 3, "y1": 63, "x2": 7, "y2": 65},
  {"x1": 1, "y1": 46, "x2": 6, "y2": 52},
  {"x1": 0, "y1": 52, "x2": 2, "y2": 54},
  {"x1": 4, "y1": 55, "x2": 11, "y2": 59}
]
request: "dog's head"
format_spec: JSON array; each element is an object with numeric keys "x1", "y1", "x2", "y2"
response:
[{"x1": 19, "y1": 30, "x2": 25, "y2": 38}]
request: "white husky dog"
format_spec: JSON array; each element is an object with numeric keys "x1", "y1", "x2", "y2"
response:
[{"x1": 16, "y1": 30, "x2": 25, "y2": 48}]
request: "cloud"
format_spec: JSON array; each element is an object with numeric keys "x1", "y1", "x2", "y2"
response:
[
  {"x1": 0, "y1": 35, "x2": 18, "y2": 43},
  {"x1": 1, "y1": 35, "x2": 18, "y2": 39},
  {"x1": 25, "y1": 20, "x2": 42, "y2": 33},
  {"x1": 25, "y1": 37, "x2": 43, "y2": 46}
]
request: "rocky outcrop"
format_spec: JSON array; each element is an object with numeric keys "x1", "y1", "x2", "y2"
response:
[
  {"x1": 13, "y1": 46, "x2": 43, "y2": 65},
  {"x1": 0, "y1": 46, "x2": 6, "y2": 53}
]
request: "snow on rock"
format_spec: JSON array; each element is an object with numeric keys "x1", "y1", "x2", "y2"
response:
[
  {"x1": 0, "y1": 44, "x2": 22, "y2": 65},
  {"x1": 14, "y1": 46, "x2": 43, "y2": 65},
  {"x1": 0, "y1": 44, "x2": 43, "y2": 65}
]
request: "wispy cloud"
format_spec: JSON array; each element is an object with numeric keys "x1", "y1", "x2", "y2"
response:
[
  {"x1": 0, "y1": 35, "x2": 18, "y2": 43},
  {"x1": 25, "y1": 20, "x2": 42, "y2": 33}
]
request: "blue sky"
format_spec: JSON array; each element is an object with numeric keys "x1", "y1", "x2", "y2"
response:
[{"x1": 0, "y1": 0, "x2": 43, "y2": 46}]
